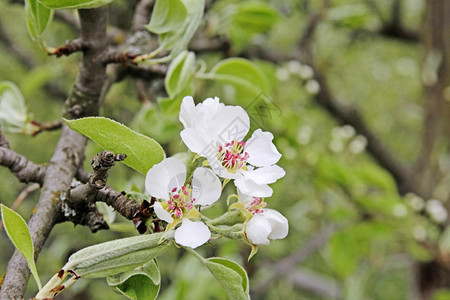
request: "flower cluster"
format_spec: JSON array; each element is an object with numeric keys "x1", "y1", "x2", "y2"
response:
[{"x1": 145, "y1": 96, "x2": 288, "y2": 250}]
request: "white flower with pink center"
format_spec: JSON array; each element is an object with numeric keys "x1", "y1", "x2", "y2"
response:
[
  {"x1": 239, "y1": 191, "x2": 289, "y2": 245},
  {"x1": 179, "y1": 96, "x2": 285, "y2": 197},
  {"x1": 145, "y1": 157, "x2": 222, "y2": 249}
]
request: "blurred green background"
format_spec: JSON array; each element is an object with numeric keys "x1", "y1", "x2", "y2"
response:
[{"x1": 1, "y1": 0, "x2": 450, "y2": 299}]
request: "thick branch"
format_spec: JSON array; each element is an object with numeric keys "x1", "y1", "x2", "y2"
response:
[
  {"x1": 0, "y1": 125, "x2": 86, "y2": 298},
  {"x1": 0, "y1": 7, "x2": 109, "y2": 299}
]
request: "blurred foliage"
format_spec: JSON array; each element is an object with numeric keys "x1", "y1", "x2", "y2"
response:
[{"x1": 2, "y1": 0, "x2": 446, "y2": 299}]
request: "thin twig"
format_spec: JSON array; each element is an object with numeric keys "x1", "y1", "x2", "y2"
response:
[{"x1": 0, "y1": 183, "x2": 40, "y2": 232}]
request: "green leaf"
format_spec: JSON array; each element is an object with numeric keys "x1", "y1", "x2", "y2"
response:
[
  {"x1": 65, "y1": 117, "x2": 165, "y2": 174},
  {"x1": 152, "y1": 0, "x2": 205, "y2": 60},
  {"x1": 65, "y1": 232, "x2": 172, "y2": 278},
  {"x1": 232, "y1": 2, "x2": 280, "y2": 33},
  {"x1": 228, "y1": 2, "x2": 280, "y2": 51},
  {"x1": 209, "y1": 58, "x2": 270, "y2": 99},
  {"x1": 132, "y1": 103, "x2": 181, "y2": 144},
  {"x1": 25, "y1": 0, "x2": 53, "y2": 40},
  {"x1": 328, "y1": 221, "x2": 392, "y2": 277},
  {"x1": 165, "y1": 51, "x2": 196, "y2": 98},
  {"x1": 37, "y1": 0, "x2": 113, "y2": 9},
  {"x1": 205, "y1": 257, "x2": 250, "y2": 300},
  {"x1": 107, "y1": 259, "x2": 161, "y2": 300},
  {"x1": 146, "y1": 0, "x2": 187, "y2": 34},
  {"x1": 1, "y1": 204, "x2": 42, "y2": 290},
  {"x1": 0, "y1": 81, "x2": 27, "y2": 133}
]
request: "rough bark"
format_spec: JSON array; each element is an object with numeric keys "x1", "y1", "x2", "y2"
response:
[{"x1": 0, "y1": 7, "x2": 109, "y2": 299}]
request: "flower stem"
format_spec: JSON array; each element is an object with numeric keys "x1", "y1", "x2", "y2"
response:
[
  {"x1": 206, "y1": 209, "x2": 245, "y2": 226},
  {"x1": 185, "y1": 151, "x2": 203, "y2": 184},
  {"x1": 185, "y1": 247, "x2": 206, "y2": 263}
]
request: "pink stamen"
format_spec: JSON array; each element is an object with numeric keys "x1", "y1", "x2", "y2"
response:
[{"x1": 171, "y1": 187, "x2": 177, "y2": 193}]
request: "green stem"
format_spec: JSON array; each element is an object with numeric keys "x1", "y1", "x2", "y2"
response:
[
  {"x1": 185, "y1": 151, "x2": 203, "y2": 183},
  {"x1": 207, "y1": 209, "x2": 245, "y2": 226},
  {"x1": 185, "y1": 247, "x2": 206, "y2": 263}
]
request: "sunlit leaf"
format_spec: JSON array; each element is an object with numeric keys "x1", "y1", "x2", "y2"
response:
[
  {"x1": 209, "y1": 58, "x2": 270, "y2": 99},
  {"x1": 25, "y1": 0, "x2": 53, "y2": 40},
  {"x1": 37, "y1": 0, "x2": 113, "y2": 9},
  {"x1": 165, "y1": 51, "x2": 196, "y2": 98},
  {"x1": 0, "y1": 81, "x2": 27, "y2": 133},
  {"x1": 146, "y1": 0, "x2": 187, "y2": 34},
  {"x1": 154, "y1": 0, "x2": 205, "y2": 59},
  {"x1": 1, "y1": 204, "x2": 42, "y2": 290},
  {"x1": 65, "y1": 117, "x2": 165, "y2": 174}
]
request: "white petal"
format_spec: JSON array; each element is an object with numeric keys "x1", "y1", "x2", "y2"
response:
[
  {"x1": 145, "y1": 157, "x2": 186, "y2": 200},
  {"x1": 179, "y1": 96, "x2": 195, "y2": 128},
  {"x1": 192, "y1": 167, "x2": 222, "y2": 206},
  {"x1": 262, "y1": 209, "x2": 289, "y2": 240},
  {"x1": 242, "y1": 165, "x2": 285, "y2": 185},
  {"x1": 174, "y1": 219, "x2": 211, "y2": 249},
  {"x1": 154, "y1": 202, "x2": 173, "y2": 223},
  {"x1": 197, "y1": 97, "x2": 224, "y2": 117},
  {"x1": 246, "y1": 129, "x2": 282, "y2": 167},
  {"x1": 235, "y1": 178, "x2": 273, "y2": 198},
  {"x1": 180, "y1": 128, "x2": 211, "y2": 154},
  {"x1": 211, "y1": 106, "x2": 250, "y2": 144},
  {"x1": 246, "y1": 215, "x2": 271, "y2": 245}
]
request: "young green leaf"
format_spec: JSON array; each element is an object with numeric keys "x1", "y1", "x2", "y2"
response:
[
  {"x1": 146, "y1": 0, "x2": 187, "y2": 34},
  {"x1": 65, "y1": 117, "x2": 165, "y2": 174},
  {"x1": 209, "y1": 58, "x2": 270, "y2": 98},
  {"x1": 151, "y1": 0, "x2": 205, "y2": 60},
  {"x1": 165, "y1": 51, "x2": 196, "y2": 98},
  {"x1": 25, "y1": 0, "x2": 53, "y2": 40},
  {"x1": 0, "y1": 81, "x2": 28, "y2": 133},
  {"x1": 1, "y1": 204, "x2": 42, "y2": 290},
  {"x1": 65, "y1": 232, "x2": 172, "y2": 278},
  {"x1": 228, "y1": 2, "x2": 280, "y2": 51},
  {"x1": 107, "y1": 259, "x2": 161, "y2": 300},
  {"x1": 232, "y1": 2, "x2": 280, "y2": 33},
  {"x1": 37, "y1": 0, "x2": 113, "y2": 9},
  {"x1": 205, "y1": 257, "x2": 250, "y2": 300}
]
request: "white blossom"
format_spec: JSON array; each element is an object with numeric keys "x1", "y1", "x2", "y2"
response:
[
  {"x1": 179, "y1": 96, "x2": 285, "y2": 197},
  {"x1": 145, "y1": 157, "x2": 222, "y2": 248}
]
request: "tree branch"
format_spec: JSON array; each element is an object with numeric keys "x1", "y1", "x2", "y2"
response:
[
  {"x1": 56, "y1": 151, "x2": 126, "y2": 232},
  {"x1": 0, "y1": 7, "x2": 109, "y2": 299},
  {"x1": 131, "y1": 0, "x2": 155, "y2": 32},
  {"x1": 252, "y1": 225, "x2": 334, "y2": 297},
  {"x1": 0, "y1": 147, "x2": 46, "y2": 185}
]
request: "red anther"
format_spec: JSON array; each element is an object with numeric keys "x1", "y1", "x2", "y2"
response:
[
  {"x1": 173, "y1": 194, "x2": 180, "y2": 199},
  {"x1": 171, "y1": 187, "x2": 177, "y2": 193},
  {"x1": 183, "y1": 189, "x2": 189, "y2": 195}
]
